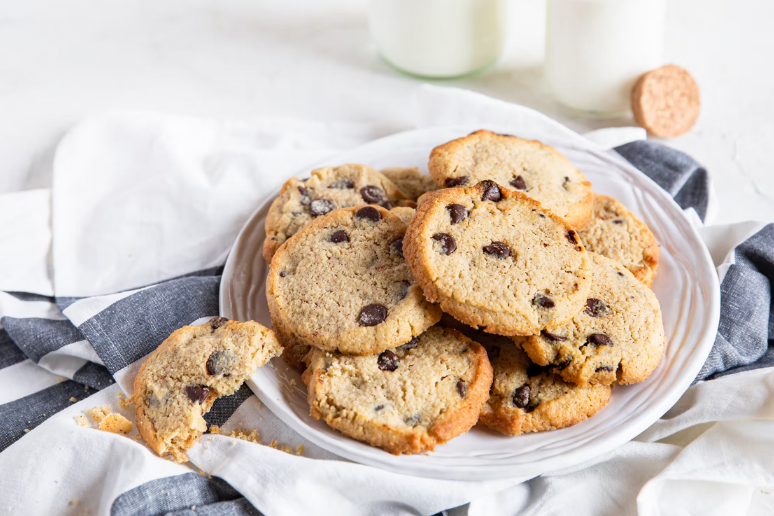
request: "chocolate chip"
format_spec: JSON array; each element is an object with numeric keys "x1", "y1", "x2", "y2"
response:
[
  {"x1": 359, "y1": 304, "x2": 388, "y2": 326},
  {"x1": 479, "y1": 180, "x2": 502, "y2": 201},
  {"x1": 595, "y1": 365, "x2": 614, "y2": 372},
  {"x1": 298, "y1": 186, "x2": 311, "y2": 205},
  {"x1": 310, "y1": 199, "x2": 336, "y2": 217},
  {"x1": 588, "y1": 333, "x2": 612, "y2": 347},
  {"x1": 360, "y1": 185, "x2": 384, "y2": 203},
  {"x1": 483, "y1": 241, "x2": 510, "y2": 258},
  {"x1": 617, "y1": 271, "x2": 625, "y2": 277},
  {"x1": 355, "y1": 206, "x2": 381, "y2": 222},
  {"x1": 210, "y1": 317, "x2": 229, "y2": 332},
  {"x1": 398, "y1": 336, "x2": 419, "y2": 350},
  {"x1": 584, "y1": 298, "x2": 609, "y2": 318},
  {"x1": 379, "y1": 201, "x2": 394, "y2": 210},
  {"x1": 513, "y1": 385, "x2": 530, "y2": 409},
  {"x1": 377, "y1": 350, "x2": 400, "y2": 371},
  {"x1": 432, "y1": 233, "x2": 456, "y2": 255},
  {"x1": 541, "y1": 330, "x2": 567, "y2": 342},
  {"x1": 525, "y1": 401, "x2": 540, "y2": 413},
  {"x1": 538, "y1": 213, "x2": 546, "y2": 219},
  {"x1": 533, "y1": 293, "x2": 555, "y2": 309},
  {"x1": 527, "y1": 363, "x2": 549, "y2": 377},
  {"x1": 375, "y1": 404, "x2": 385, "y2": 411},
  {"x1": 279, "y1": 271, "x2": 286, "y2": 277},
  {"x1": 562, "y1": 176, "x2": 570, "y2": 189},
  {"x1": 488, "y1": 346, "x2": 501, "y2": 361},
  {"x1": 185, "y1": 385, "x2": 210, "y2": 404},
  {"x1": 207, "y1": 349, "x2": 238, "y2": 376},
  {"x1": 446, "y1": 176, "x2": 468, "y2": 187},
  {"x1": 566, "y1": 230, "x2": 579, "y2": 246},
  {"x1": 555, "y1": 357, "x2": 572, "y2": 369},
  {"x1": 404, "y1": 414, "x2": 421, "y2": 426},
  {"x1": 447, "y1": 204, "x2": 468, "y2": 224},
  {"x1": 329, "y1": 179, "x2": 354, "y2": 189},
  {"x1": 390, "y1": 238, "x2": 404, "y2": 258},
  {"x1": 456, "y1": 379, "x2": 467, "y2": 398},
  {"x1": 330, "y1": 230, "x2": 349, "y2": 243},
  {"x1": 612, "y1": 219, "x2": 624, "y2": 225},
  {"x1": 510, "y1": 175, "x2": 527, "y2": 190},
  {"x1": 399, "y1": 280, "x2": 411, "y2": 300}
]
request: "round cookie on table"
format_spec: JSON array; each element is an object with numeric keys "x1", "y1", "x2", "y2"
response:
[
  {"x1": 438, "y1": 314, "x2": 612, "y2": 436},
  {"x1": 267, "y1": 205, "x2": 442, "y2": 356},
  {"x1": 404, "y1": 180, "x2": 592, "y2": 336},
  {"x1": 263, "y1": 164, "x2": 408, "y2": 262},
  {"x1": 302, "y1": 325, "x2": 493, "y2": 455},
  {"x1": 578, "y1": 194, "x2": 660, "y2": 287},
  {"x1": 428, "y1": 130, "x2": 594, "y2": 228},
  {"x1": 380, "y1": 167, "x2": 440, "y2": 202},
  {"x1": 134, "y1": 318, "x2": 282, "y2": 462},
  {"x1": 522, "y1": 253, "x2": 665, "y2": 386}
]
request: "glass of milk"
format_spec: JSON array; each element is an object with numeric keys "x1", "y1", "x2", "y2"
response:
[
  {"x1": 368, "y1": 0, "x2": 506, "y2": 79},
  {"x1": 544, "y1": 0, "x2": 666, "y2": 116}
]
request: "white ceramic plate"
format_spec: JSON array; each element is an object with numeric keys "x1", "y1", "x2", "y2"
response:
[{"x1": 220, "y1": 125, "x2": 720, "y2": 481}]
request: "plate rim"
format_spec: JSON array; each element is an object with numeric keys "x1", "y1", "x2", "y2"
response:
[{"x1": 220, "y1": 124, "x2": 721, "y2": 480}]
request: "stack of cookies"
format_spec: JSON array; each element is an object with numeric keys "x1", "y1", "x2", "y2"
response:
[{"x1": 263, "y1": 130, "x2": 665, "y2": 455}]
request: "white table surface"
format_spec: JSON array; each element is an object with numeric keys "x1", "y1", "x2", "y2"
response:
[{"x1": 2, "y1": 0, "x2": 773, "y2": 225}]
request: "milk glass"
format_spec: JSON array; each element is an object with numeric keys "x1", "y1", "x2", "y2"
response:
[{"x1": 545, "y1": 0, "x2": 666, "y2": 116}]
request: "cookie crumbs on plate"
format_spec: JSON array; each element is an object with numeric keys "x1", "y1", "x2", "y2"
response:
[
  {"x1": 74, "y1": 415, "x2": 89, "y2": 427},
  {"x1": 99, "y1": 413, "x2": 133, "y2": 434}
]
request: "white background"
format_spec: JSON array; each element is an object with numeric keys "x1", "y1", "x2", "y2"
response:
[{"x1": 1, "y1": 0, "x2": 773, "y2": 224}]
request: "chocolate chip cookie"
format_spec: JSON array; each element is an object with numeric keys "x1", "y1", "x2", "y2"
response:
[
  {"x1": 134, "y1": 318, "x2": 282, "y2": 462},
  {"x1": 578, "y1": 195, "x2": 660, "y2": 287},
  {"x1": 380, "y1": 167, "x2": 440, "y2": 202},
  {"x1": 428, "y1": 130, "x2": 594, "y2": 228},
  {"x1": 522, "y1": 253, "x2": 665, "y2": 386},
  {"x1": 480, "y1": 336, "x2": 612, "y2": 435},
  {"x1": 267, "y1": 205, "x2": 442, "y2": 355},
  {"x1": 262, "y1": 164, "x2": 407, "y2": 262},
  {"x1": 303, "y1": 326, "x2": 493, "y2": 455},
  {"x1": 404, "y1": 181, "x2": 592, "y2": 336}
]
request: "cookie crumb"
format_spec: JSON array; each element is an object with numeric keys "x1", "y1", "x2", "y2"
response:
[
  {"x1": 208, "y1": 425, "x2": 221, "y2": 435},
  {"x1": 86, "y1": 405, "x2": 111, "y2": 423},
  {"x1": 56, "y1": 376, "x2": 63, "y2": 383},
  {"x1": 74, "y1": 415, "x2": 89, "y2": 427},
  {"x1": 98, "y1": 413, "x2": 133, "y2": 434},
  {"x1": 69, "y1": 397, "x2": 78, "y2": 403},
  {"x1": 117, "y1": 392, "x2": 133, "y2": 409},
  {"x1": 255, "y1": 398, "x2": 263, "y2": 409},
  {"x1": 24, "y1": 429, "x2": 30, "y2": 433},
  {"x1": 289, "y1": 379, "x2": 297, "y2": 386},
  {"x1": 295, "y1": 445, "x2": 305, "y2": 456},
  {"x1": 69, "y1": 500, "x2": 78, "y2": 506},
  {"x1": 280, "y1": 445, "x2": 293, "y2": 454},
  {"x1": 270, "y1": 440, "x2": 278, "y2": 449},
  {"x1": 229, "y1": 429, "x2": 260, "y2": 444}
]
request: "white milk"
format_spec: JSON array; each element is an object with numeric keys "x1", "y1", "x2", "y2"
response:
[
  {"x1": 368, "y1": 0, "x2": 506, "y2": 78},
  {"x1": 545, "y1": 0, "x2": 665, "y2": 116}
]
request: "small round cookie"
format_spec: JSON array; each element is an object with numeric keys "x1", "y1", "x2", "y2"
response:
[
  {"x1": 262, "y1": 164, "x2": 407, "y2": 262},
  {"x1": 428, "y1": 130, "x2": 594, "y2": 228},
  {"x1": 632, "y1": 65, "x2": 700, "y2": 138},
  {"x1": 303, "y1": 326, "x2": 493, "y2": 455},
  {"x1": 390, "y1": 206, "x2": 416, "y2": 226},
  {"x1": 267, "y1": 205, "x2": 442, "y2": 355},
  {"x1": 522, "y1": 253, "x2": 665, "y2": 386},
  {"x1": 380, "y1": 167, "x2": 440, "y2": 202},
  {"x1": 404, "y1": 181, "x2": 592, "y2": 336},
  {"x1": 480, "y1": 336, "x2": 612, "y2": 436},
  {"x1": 578, "y1": 195, "x2": 660, "y2": 287},
  {"x1": 134, "y1": 318, "x2": 282, "y2": 462}
]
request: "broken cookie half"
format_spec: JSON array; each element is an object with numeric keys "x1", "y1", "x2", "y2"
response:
[{"x1": 133, "y1": 317, "x2": 282, "y2": 462}]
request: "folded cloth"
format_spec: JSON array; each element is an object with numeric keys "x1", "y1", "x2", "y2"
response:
[{"x1": 1, "y1": 85, "x2": 772, "y2": 515}]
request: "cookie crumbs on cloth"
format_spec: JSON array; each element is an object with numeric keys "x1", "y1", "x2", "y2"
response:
[
  {"x1": 98, "y1": 413, "x2": 133, "y2": 434},
  {"x1": 74, "y1": 415, "x2": 89, "y2": 427},
  {"x1": 209, "y1": 426, "x2": 304, "y2": 455},
  {"x1": 86, "y1": 405, "x2": 111, "y2": 424},
  {"x1": 117, "y1": 391, "x2": 133, "y2": 409}
]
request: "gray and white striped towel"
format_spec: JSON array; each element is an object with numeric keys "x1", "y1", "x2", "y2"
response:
[{"x1": 1, "y1": 86, "x2": 772, "y2": 515}]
